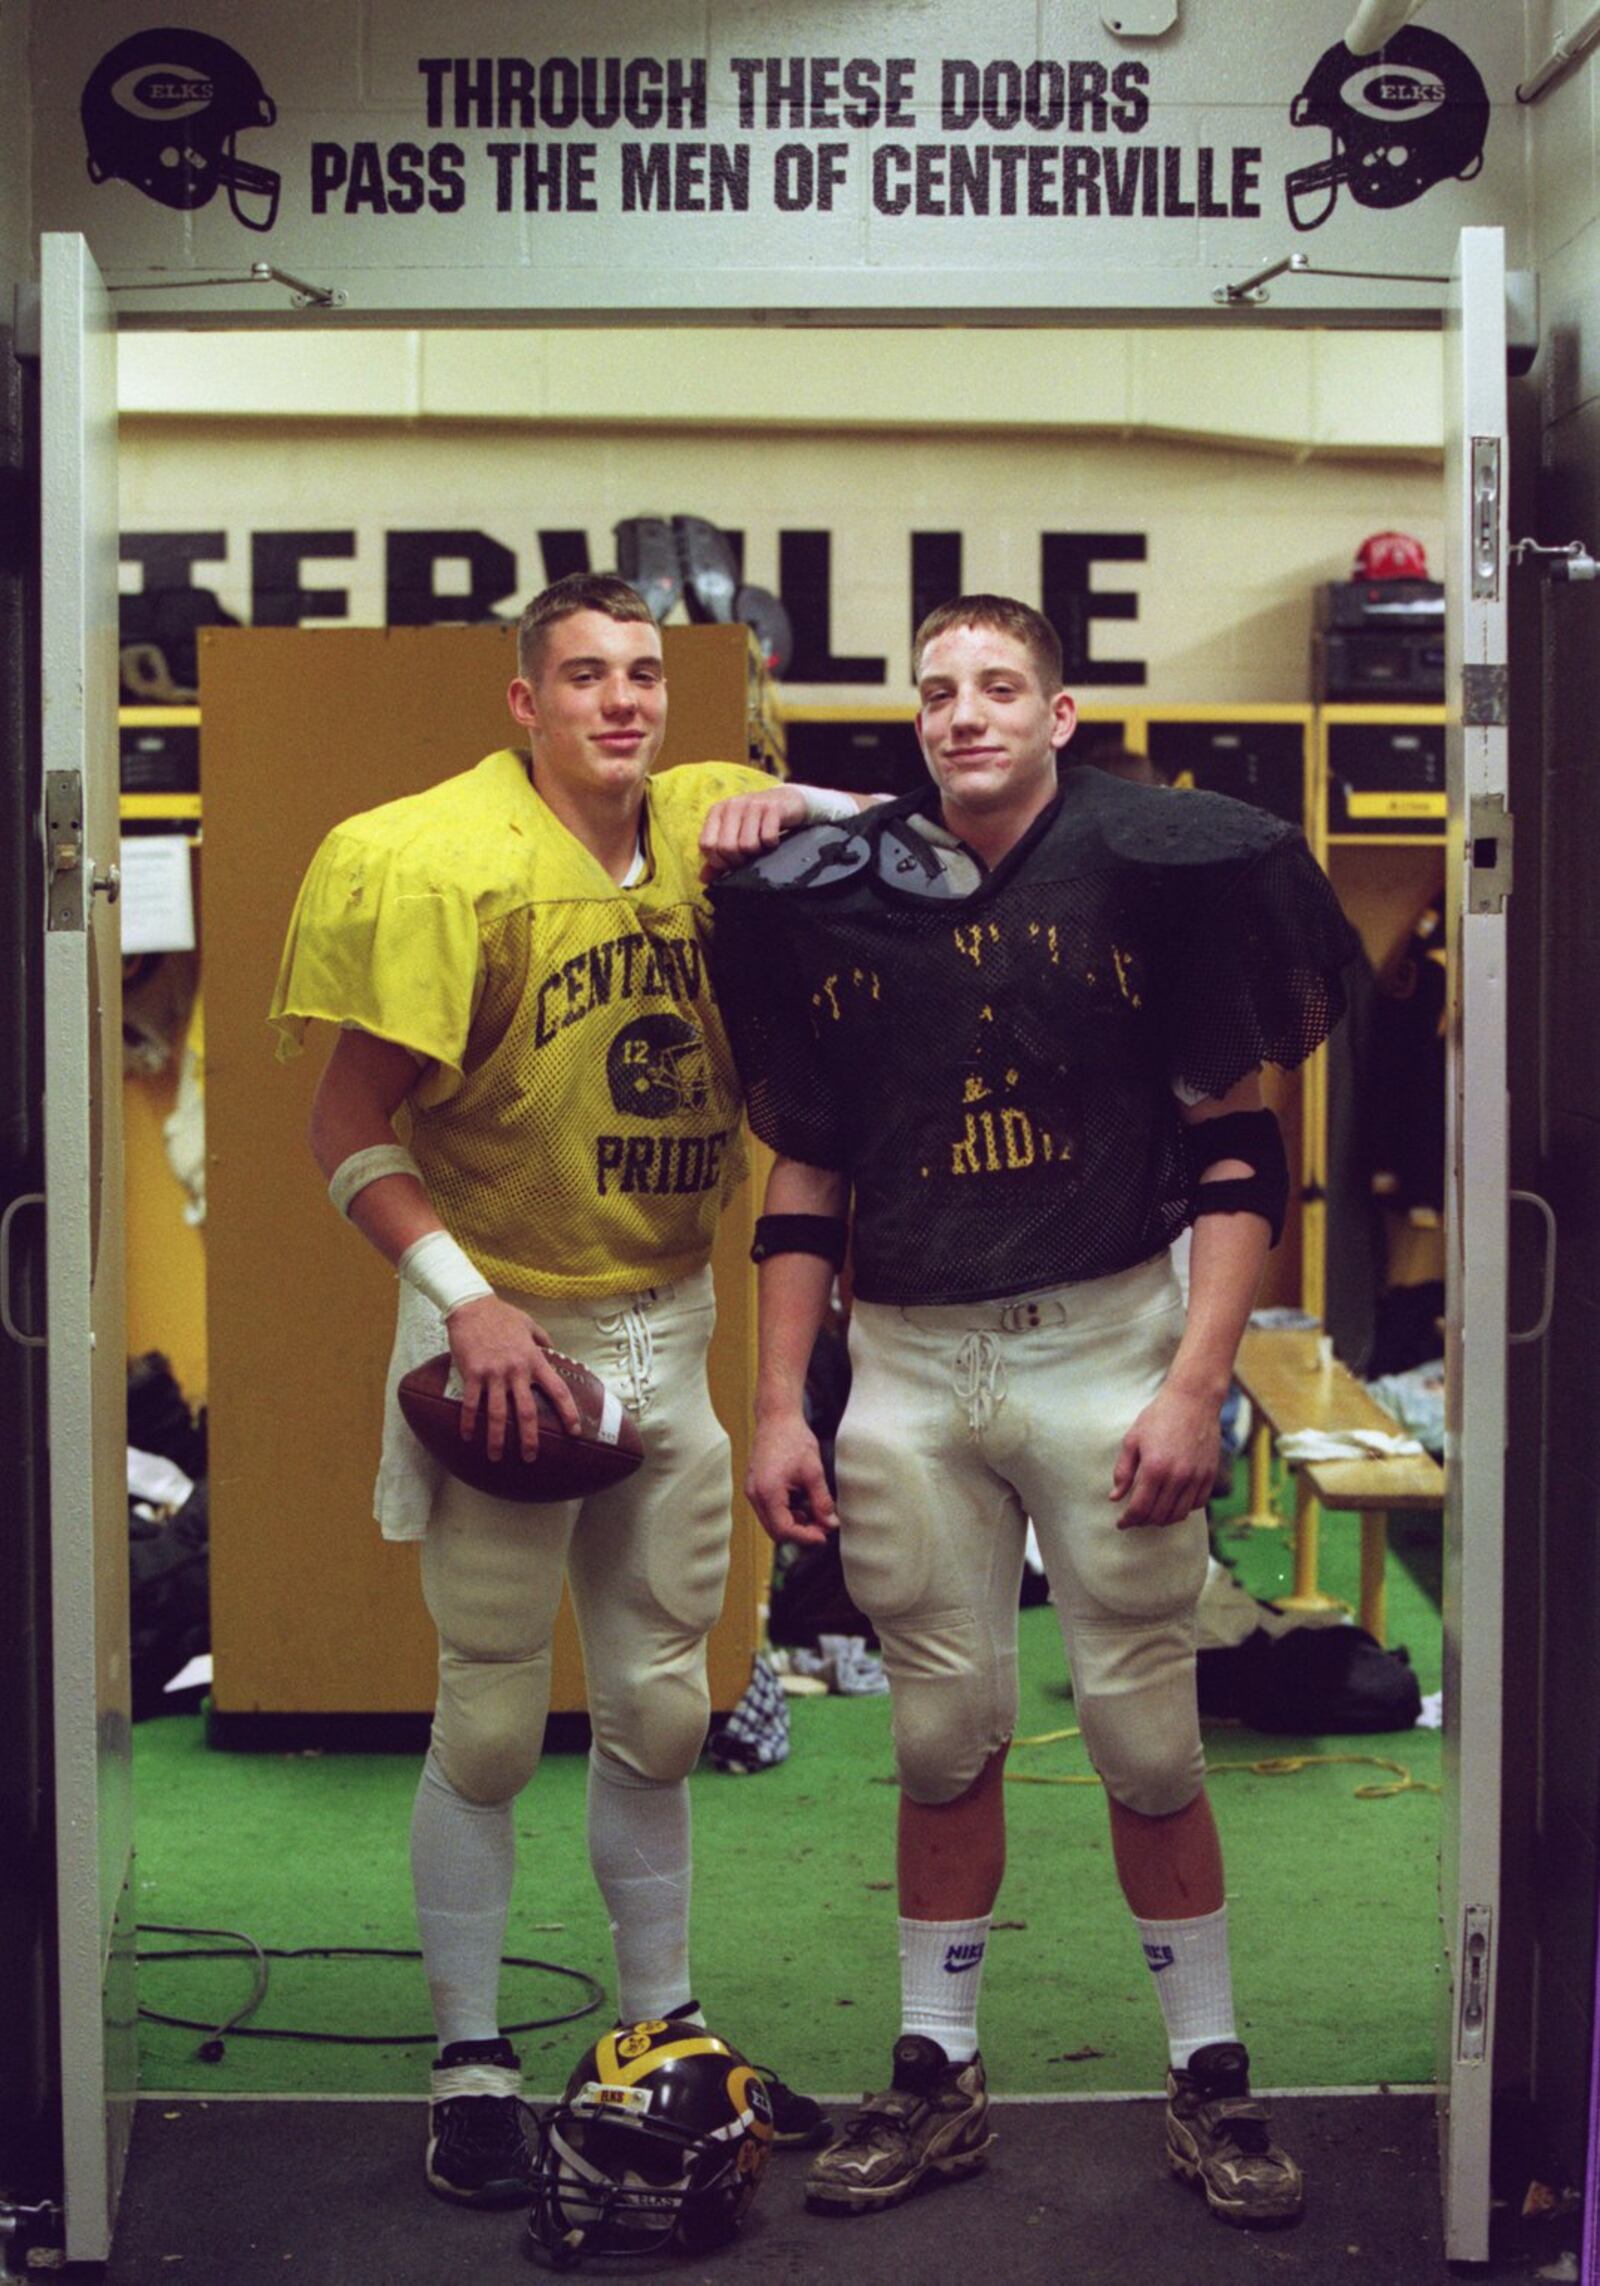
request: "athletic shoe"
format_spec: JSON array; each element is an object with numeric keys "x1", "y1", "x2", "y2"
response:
[
  {"x1": 425, "y1": 2037, "x2": 534, "y2": 2207},
  {"x1": 804, "y1": 2035, "x2": 993, "y2": 2213},
  {"x1": 1165, "y1": 2040, "x2": 1304, "y2": 2228},
  {"x1": 753, "y1": 2064, "x2": 830, "y2": 2149}
]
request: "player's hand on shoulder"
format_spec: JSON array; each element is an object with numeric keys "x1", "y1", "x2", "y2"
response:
[
  {"x1": 1110, "y1": 1382, "x2": 1220, "y2": 1530},
  {"x1": 746, "y1": 1408, "x2": 838, "y2": 1547},
  {"x1": 698, "y1": 784, "x2": 809, "y2": 880},
  {"x1": 446, "y1": 1295, "x2": 582, "y2": 1463}
]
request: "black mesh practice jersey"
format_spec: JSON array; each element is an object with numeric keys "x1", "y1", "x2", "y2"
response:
[{"x1": 708, "y1": 767, "x2": 1360, "y2": 1306}]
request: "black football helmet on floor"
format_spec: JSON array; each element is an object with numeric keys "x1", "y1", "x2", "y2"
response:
[{"x1": 526, "y1": 2020, "x2": 774, "y2": 2267}]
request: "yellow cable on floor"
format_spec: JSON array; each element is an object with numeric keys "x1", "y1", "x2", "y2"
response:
[{"x1": 1005, "y1": 1727, "x2": 1438, "y2": 1800}]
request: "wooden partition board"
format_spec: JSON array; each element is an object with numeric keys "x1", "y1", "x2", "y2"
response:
[{"x1": 199, "y1": 624, "x2": 769, "y2": 1717}]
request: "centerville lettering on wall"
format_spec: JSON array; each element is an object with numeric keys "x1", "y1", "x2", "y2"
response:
[
  {"x1": 347, "y1": 52, "x2": 1257, "y2": 225},
  {"x1": 120, "y1": 520, "x2": 1152, "y2": 687},
  {"x1": 33, "y1": 2, "x2": 1525, "y2": 317}
]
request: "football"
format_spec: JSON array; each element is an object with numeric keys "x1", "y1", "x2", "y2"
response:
[{"x1": 397, "y1": 1348, "x2": 644, "y2": 1503}]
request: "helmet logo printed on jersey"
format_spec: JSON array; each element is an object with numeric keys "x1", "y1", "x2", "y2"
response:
[
  {"x1": 82, "y1": 28, "x2": 281, "y2": 232},
  {"x1": 606, "y1": 1013, "x2": 711, "y2": 1118}
]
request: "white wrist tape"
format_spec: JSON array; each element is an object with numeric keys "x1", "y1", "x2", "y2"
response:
[
  {"x1": 793, "y1": 783, "x2": 861, "y2": 825},
  {"x1": 329, "y1": 1143, "x2": 424, "y2": 1219},
  {"x1": 398, "y1": 1230, "x2": 494, "y2": 1319}
]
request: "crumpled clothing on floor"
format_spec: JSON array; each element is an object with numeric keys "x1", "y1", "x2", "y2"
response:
[
  {"x1": 780, "y1": 1633, "x2": 890, "y2": 1696},
  {"x1": 706, "y1": 1652, "x2": 791, "y2": 1774}
]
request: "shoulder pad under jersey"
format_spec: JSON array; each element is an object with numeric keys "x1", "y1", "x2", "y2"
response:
[
  {"x1": 719, "y1": 818, "x2": 874, "y2": 894},
  {"x1": 1090, "y1": 777, "x2": 1296, "y2": 872}
]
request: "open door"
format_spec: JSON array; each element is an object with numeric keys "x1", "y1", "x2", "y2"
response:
[
  {"x1": 39, "y1": 231, "x2": 134, "y2": 2263},
  {"x1": 1438, "y1": 225, "x2": 1510, "y2": 2266}
]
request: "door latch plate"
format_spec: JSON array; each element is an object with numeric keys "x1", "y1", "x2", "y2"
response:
[
  {"x1": 1455, "y1": 1904, "x2": 1493, "y2": 2063},
  {"x1": 1472, "y1": 438, "x2": 1501, "y2": 600},
  {"x1": 1468, "y1": 794, "x2": 1513, "y2": 914},
  {"x1": 45, "y1": 771, "x2": 85, "y2": 933}
]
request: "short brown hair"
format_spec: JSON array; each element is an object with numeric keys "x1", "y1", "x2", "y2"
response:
[
  {"x1": 516, "y1": 573, "x2": 656, "y2": 682},
  {"x1": 912, "y1": 594, "x2": 1064, "y2": 693}
]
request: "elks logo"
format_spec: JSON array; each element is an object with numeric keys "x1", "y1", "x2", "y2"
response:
[
  {"x1": 82, "y1": 27, "x2": 281, "y2": 232},
  {"x1": 1285, "y1": 26, "x2": 1489, "y2": 233},
  {"x1": 1354, "y1": 70, "x2": 1446, "y2": 116},
  {"x1": 117, "y1": 70, "x2": 216, "y2": 115}
]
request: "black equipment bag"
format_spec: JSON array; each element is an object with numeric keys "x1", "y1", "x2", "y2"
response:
[{"x1": 1197, "y1": 1622, "x2": 1422, "y2": 1735}]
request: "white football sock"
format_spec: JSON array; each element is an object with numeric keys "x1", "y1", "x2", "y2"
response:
[
  {"x1": 898, "y1": 1915, "x2": 991, "y2": 2064},
  {"x1": 1133, "y1": 1902, "x2": 1237, "y2": 2068},
  {"x1": 410, "y1": 1751, "x2": 515, "y2": 2053},
  {"x1": 586, "y1": 1749, "x2": 694, "y2": 2024}
]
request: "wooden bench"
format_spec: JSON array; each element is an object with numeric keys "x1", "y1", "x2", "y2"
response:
[{"x1": 1232, "y1": 1325, "x2": 1446, "y2": 1646}]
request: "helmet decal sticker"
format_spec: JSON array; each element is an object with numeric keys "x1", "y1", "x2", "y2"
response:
[
  {"x1": 606, "y1": 1013, "x2": 712, "y2": 1119},
  {"x1": 1285, "y1": 28, "x2": 1490, "y2": 234},
  {"x1": 82, "y1": 28, "x2": 281, "y2": 233}
]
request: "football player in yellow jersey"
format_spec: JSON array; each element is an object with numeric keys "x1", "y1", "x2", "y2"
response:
[{"x1": 271, "y1": 574, "x2": 865, "y2": 2211}]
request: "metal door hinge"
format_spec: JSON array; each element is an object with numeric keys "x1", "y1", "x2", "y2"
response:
[
  {"x1": 1455, "y1": 1904, "x2": 1494, "y2": 2063},
  {"x1": 1472, "y1": 439, "x2": 1502, "y2": 600},
  {"x1": 1468, "y1": 794, "x2": 1513, "y2": 913},
  {"x1": 1463, "y1": 663, "x2": 1508, "y2": 727}
]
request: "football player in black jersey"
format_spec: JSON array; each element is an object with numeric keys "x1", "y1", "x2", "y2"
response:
[{"x1": 709, "y1": 593, "x2": 1357, "y2": 2232}]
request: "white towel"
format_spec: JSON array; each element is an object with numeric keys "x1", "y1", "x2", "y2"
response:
[{"x1": 1276, "y1": 1428, "x2": 1425, "y2": 1463}]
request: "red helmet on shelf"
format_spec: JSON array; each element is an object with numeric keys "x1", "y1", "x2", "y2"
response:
[{"x1": 1352, "y1": 532, "x2": 1430, "y2": 582}]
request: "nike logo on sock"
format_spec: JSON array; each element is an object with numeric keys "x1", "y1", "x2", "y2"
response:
[
  {"x1": 1142, "y1": 1942, "x2": 1175, "y2": 1973},
  {"x1": 943, "y1": 1942, "x2": 986, "y2": 1974}
]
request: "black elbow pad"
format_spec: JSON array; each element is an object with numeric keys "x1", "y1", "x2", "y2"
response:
[
  {"x1": 751, "y1": 1213, "x2": 849, "y2": 1268},
  {"x1": 1185, "y1": 1108, "x2": 1290, "y2": 1247}
]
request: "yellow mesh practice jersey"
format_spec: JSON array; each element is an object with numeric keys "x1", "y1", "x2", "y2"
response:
[{"x1": 270, "y1": 748, "x2": 774, "y2": 1296}]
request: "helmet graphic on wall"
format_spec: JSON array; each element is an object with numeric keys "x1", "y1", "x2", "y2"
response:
[
  {"x1": 607, "y1": 1014, "x2": 711, "y2": 1119},
  {"x1": 1285, "y1": 28, "x2": 1489, "y2": 234},
  {"x1": 82, "y1": 28, "x2": 281, "y2": 233},
  {"x1": 526, "y1": 2021, "x2": 774, "y2": 2266}
]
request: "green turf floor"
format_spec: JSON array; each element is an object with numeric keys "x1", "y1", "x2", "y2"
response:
[{"x1": 133, "y1": 1492, "x2": 1442, "y2": 2101}]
